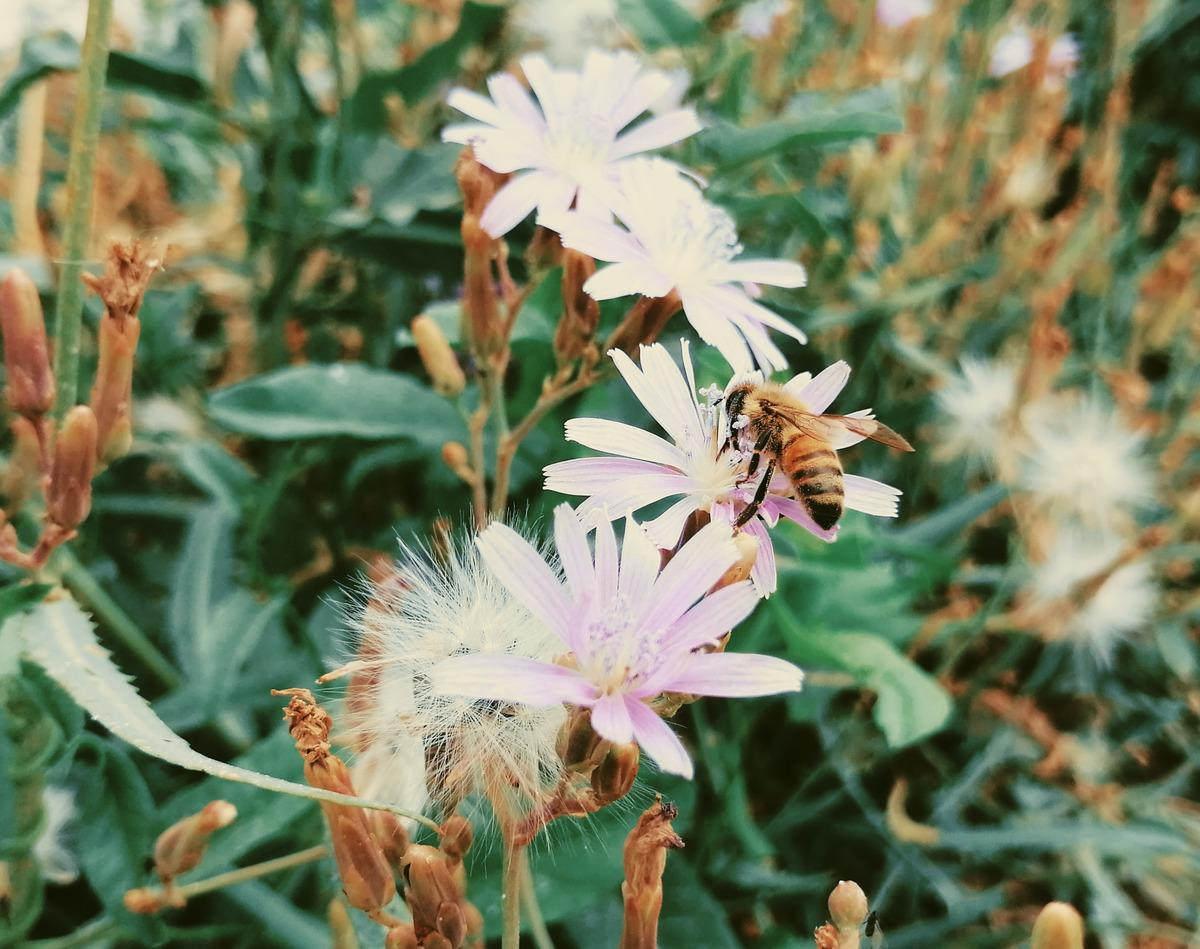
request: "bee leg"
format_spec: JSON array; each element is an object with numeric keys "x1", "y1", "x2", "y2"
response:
[
  {"x1": 735, "y1": 457, "x2": 774, "y2": 527},
  {"x1": 745, "y1": 430, "x2": 771, "y2": 478}
]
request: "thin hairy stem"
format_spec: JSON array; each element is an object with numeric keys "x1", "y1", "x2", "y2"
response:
[
  {"x1": 174, "y1": 844, "x2": 328, "y2": 899},
  {"x1": 501, "y1": 835, "x2": 523, "y2": 949},
  {"x1": 51, "y1": 0, "x2": 114, "y2": 416},
  {"x1": 520, "y1": 851, "x2": 555, "y2": 949}
]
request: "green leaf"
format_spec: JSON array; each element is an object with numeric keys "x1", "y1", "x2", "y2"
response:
[
  {"x1": 890, "y1": 483, "x2": 1009, "y2": 547},
  {"x1": 616, "y1": 0, "x2": 703, "y2": 49},
  {"x1": 108, "y1": 51, "x2": 211, "y2": 105},
  {"x1": 657, "y1": 857, "x2": 740, "y2": 948},
  {"x1": 775, "y1": 604, "x2": 953, "y2": 746},
  {"x1": 222, "y1": 881, "x2": 331, "y2": 949},
  {"x1": 0, "y1": 33, "x2": 78, "y2": 119},
  {"x1": 16, "y1": 595, "x2": 437, "y2": 821},
  {"x1": 348, "y1": 1, "x2": 506, "y2": 127},
  {"x1": 208, "y1": 363, "x2": 464, "y2": 443}
]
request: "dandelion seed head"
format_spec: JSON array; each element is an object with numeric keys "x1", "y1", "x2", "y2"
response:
[
  {"x1": 936, "y1": 358, "x2": 1018, "y2": 466},
  {"x1": 34, "y1": 786, "x2": 79, "y2": 886}
]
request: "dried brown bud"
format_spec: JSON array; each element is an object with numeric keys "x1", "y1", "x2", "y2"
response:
[
  {"x1": 554, "y1": 249, "x2": 600, "y2": 364},
  {"x1": 412, "y1": 315, "x2": 466, "y2": 397},
  {"x1": 385, "y1": 924, "x2": 420, "y2": 949},
  {"x1": 371, "y1": 810, "x2": 412, "y2": 873},
  {"x1": 456, "y1": 150, "x2": 506, "y2": 359},
  {"x1": 124, "y1": 887, "x2": 167, "y2": 915},
  {"x1": 402, "y1": 844, "x2": 469, "y2": 948},
  {"x1": 3, "y1": 417, "x2": 45, "y2": 510},
  {"x1": 438, "y1": 815, "x2": 473, "y2": 866},
  {"x1": 813, "y1": 923, "x2": 840, "y2": 949},
  {"x1": 87, "y1": 302, "x2": 140, "y2": 462},
  {"x1": 828, "y1": 880, "x2": 869, "y2": 933},
  {"x1": 591, "y1": 741, "x2": 640, "y2": 804},
  {"x1": 607, "y1": 291, "x2": 683, "y2": 357},
  {"x1": 619, "y1": 796, "x2": 684, "y2": 949},
  {"x1": 441, "y1": 441, "x2": 472, "y2": 481},
  {"x1": 80, "y1": 239, "x2": 161, "y2": 323},
  {"x1": 46, "y1": 406, "x2": 98, "y2": 531},
  {"x1": 0, "y1": 269, "x2": 55, "y2": 418},
  {"x1": 153, "y1": 800, "x2": 237, "y2": 884},
  {"x1": 1031, "y1": 902, "x2": 1085, "y2": 949}
]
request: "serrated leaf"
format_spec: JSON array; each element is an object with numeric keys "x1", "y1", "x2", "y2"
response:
[
  {"x1": 17, "y1": 595, "x2": 432, "y2": 822},
  {"x1": 209, "y1": 363, "x2": 463, "y2": 443}
]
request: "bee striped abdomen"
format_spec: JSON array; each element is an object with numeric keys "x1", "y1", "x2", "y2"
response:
[{"x1": 782, "y1": 434, "x2": 844, "y2": 530}]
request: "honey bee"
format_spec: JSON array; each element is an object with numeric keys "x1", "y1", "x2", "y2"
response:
[{"x1": 722, "y1": 381, "x2": 914, "y2": 530}]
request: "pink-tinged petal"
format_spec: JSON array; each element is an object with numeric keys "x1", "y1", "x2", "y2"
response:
[
  {"x1": 642, "y1": 496, "x2": 702, "y2": 549},
  {"x1": 711, "y1": 283, "x2": 808, "y2": 343},
  {"x1": 642, "y1": 521, "x2": 738, "y2": 631},
  {"x1": 843, "y1": 474, "x2": 902, "y2": 517},
  {"x1": 664, "y1": 581, "x2": 759, "y2": 652},
  {"x1": 796, "y1": 361, "x2": 851, "y2": 414},
  {"x1": 773, "y1": 496, "x2": 840, "y2": 543},
  {"x1": 590, "y1": 694, "x2": 635, "y2": 744},
  {"x1": 585, "y1": 261, "x2": 675, "y2": 300},
  {"x1": 477, "y1": 522, "x2": 573, "y2": 642},
  {"x1": 545, "y1": 457, "x2": 678, "y2": 494},
  {"x1": 611, "y1": 109, "x2": 703, "y2": 159},
  {"x1": 716, "y1": 259, "x2": 808, "y2": 288},
  {"x1": 429, "y1": 654, "x2": 598, "y2": 706},
  {"x1": 481, "y1": 171, "x2": 555, "y2": 237},
  {"x1": 565, "y1": 418, "x2": 687, "y2": 468},
  {"x1": 611, "y1": 70, "x2": 675, "y2": 127},
  {"x1": 664, "y1": 652, "x2": 803, "y2": 698},
  {"x1": 594, "y1": 516, "x2": 619, "y2": 602},
  {"x1": 556, "y1": 212, "x2": 645, "y2": 262},
  {"x1": 782, "y1": 370, "x2": 812, "y2": 394},
  {"x1": 627, "y1": 701, "x2": 693, "y2": 778},
  {"x1": 487, "y1": 72, "x2": 545, "y2": 130},
  {"x1": 679, "y1": 288, "x2": 754, "y2": 373},
  {"x1": 607, "y1": 346, "x2": 695, "y2": 447},
  {"x1": 728, "y1": 310, "x2": 789, "y2": 373},
  {"x1": 554, "y1": 503, "x2": 594, "y2": 598},
  {"x1": 440, "y1": 122, "x2": 493, "y2": 145},
  {"x1": 446, "y1": 87, "x2": 504, "y2": 125},
  {"x1": 518, "y1": 54, "x2": 557, "y2": 110},
  {"x1": 740, "y1": 517, "x2": 778, "y2": 596},
  {"x1": 619, "y1": 517, "x2": 662, "y2": 611},
  {"x1": 470, "y1": 137, "x2": 543, "y2": 175}
]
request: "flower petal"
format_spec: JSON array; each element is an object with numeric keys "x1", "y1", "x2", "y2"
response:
[
  {"x1": 590, "y1": 694, "x2": 635, "y2": 744},
  {"x1": 642, "y1": 521, "x2": 738, "y2": 632},
  {"x1": 772, "y1": 496, "x2": 839, "y2": 543},
  {"x1": 627, "y1": 701, "x2": 693, "y2": 778},
  {"x1": 477, "y1": 522, "x2": 573, "y2": 642},
  {"x1": 796, "y1": 361, "x2": 851, "y2": 414},
  {"x1": 584, "y1": 261, "x2": 675, "y2": 300},
  {"x1": 564, "y1": 418, "x2": 687, "y2": 468},
  {"x1": 594, "y1": 516, "x2": 619, "y2": 602},
  {"x1": 556, "y1": 212, "x2": 646, "y2": 262},
  {"x1": 429, "y1": 654, "x2": 598, "y2": 706},
  {"x1": 554, "y1": 503, "x2": 594, "y2": 598},
  {"x1": 611, "y1": 109, "x2": 703, "y2": 159},
  {"x1": 679, "y1": 288, "x2": 754, "y2": 373},
  {"x1": 446, "y1": 87, "x2": 504, "y2": 125},
  {"x1": 545, "y1": 457, "x2": 679, "y2": 495},
  {"x1": 619, "y1": 517, "x2": 662, "y2": 612},
  {"x1": 664, "y1": 652, "x2": 804, "y2": 697},
  {"x1": 716, "y1": 259, "x2": 808, "y2": 288},
  {"x1": 487, "y1": 72, "x2": 545, "y2": 130},
  {"x1": 843, "y1": 474, "x2": 902, "y2": 517},
  {"x1": 642, "y1": 496, "x2": 701, "y2": 549},
  {"x1": 664, "y1": 581, "x2": 759, "y2": 652},
  {"x1": 740, "y1": 516, "x2": 778, "y2": 596},
  {"x1": 481, "y1": 171, "x2": 555, "y2": 237}
]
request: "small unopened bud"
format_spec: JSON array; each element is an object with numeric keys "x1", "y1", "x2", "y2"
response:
[
  {"x1": 154, "y1": 800, "x2": 237, "y2": 884},
  {"x1": 1031, "y1": 902, "x2": 1084, "y2": 949},
  {"x1": 438, "y1": 815, "x2": 473, "y2": 866},
  {"x1": 46, "y1": 406, "x2": 98, "y2": 531},
  {"x1": 828, "y1": 880, "x2": 869, "y2": 931},
  {"x1": 591, "y1": 741, "x2": 640, "y2": 804},
  {"x1": 88, "y1": 307, "x2": 140, "y2": 462},
  {"x1": 456, "y1": 150, "x2": 506, "y2": 359},
  {"x1": 402, "y1": 844, "x2": 468, "y2": 947},
  {"x1": 620, "y1": 796, "x2": 684, "y2": 949},
  {"x1": 4, "y1": 417, "x2": 45, "y2": 509},
  {"x1": 124, "y1": 887, "x2": 167, "y2": 915},
  {"x1": 385, "y1": 924, "x2": 419, "y2": 949},
  {"x1": 412, "y1": 315, "x2": 466, "y2": 397},
  {"x1": 554, "y1": 249, "x2": 600, "y2": 364},
  {"x1": 371, "y1": 810, "x2": 412, "y2": 872},
  {"x1": 441, "y1": 441, "x2": 473, "y2": 483},
  {"x1": 0, "y1": 269, "x2": 55, "y2": 418}
]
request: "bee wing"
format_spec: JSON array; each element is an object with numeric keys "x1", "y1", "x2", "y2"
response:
[{"x1": 774, "y1": 408, "x2": 915, "y2": 452}]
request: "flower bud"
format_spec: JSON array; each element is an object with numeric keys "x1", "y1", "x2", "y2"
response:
[
  {"x1": 153, "y1": 800, "x2": 237, "y2": 884},
  {"x1": 554, "y1": 249, "x2": 600, "y2": 365},
  {"x1": 371, "y1": 810, "x2": 412, "y2": 873},
  {"x1": 87, "y1": 303, "x2": 140, "y2": 462},
  {"x1": 385, "y1": 924, "x2": 419, "y2": 949},
  {"x1": 828, "y1": 880, "x2": 869, "y2": 931},
  {"x1": 607, "y1": 290, "x2": 683, "y2": 356},
  {"x1": 123, "y1": 887, "x2": 167, "y2": 915},
  {"x1": 1031, "y1": 902, "x2": 1084, "y2": 949},
  {"x1": 438, "y1": 815, "x2": 473, "y2": 866},
  {"x1": 0, "y1": 269, "x2": 55, "y2": 418},
  {"x1": 3, "y1": 417, "x2": 45, "y2": 510},
  {"x1": 441, "y1": 441, "x2": 472, "y2": 480},
  {"x1": 591, "y1": 741, "x2": 640, "y2": 804},
  {"x1": 401, "y1": 844, "x2": 468, "y2": 947},
  {"x1": 46, "y1": 406, "x2": 98, "y2": 531},
  {"x1": 412, "y1": 315, "x2": 466, "y2": 397},
  {"x1": 456, "y1": 151, "x2": 505, "y2": 359}
]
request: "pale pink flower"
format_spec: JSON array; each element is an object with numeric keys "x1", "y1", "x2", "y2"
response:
[
  {"x1": 543, "y1": 342, "x2": 903, "y2": 594},
  {"x1": 429, "y1": 506, "x2": 802, "y2": 778},
  {"x1": 442, "y1": 51, "x2": 702, "y2": 236},
  {"x1": 548, "y1": 158, "x2": 808, "y2": 372}
]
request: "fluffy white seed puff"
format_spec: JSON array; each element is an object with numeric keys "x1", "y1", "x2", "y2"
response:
[
  {"x1": 442, "y1": 51, "x2": 703, "y2": 237},
  {"x1": 936, "y1": 358, "x2": 1019, "y2": 468},
  {"x1": 34, "y1": 786, "x2": 79, "y2": 885},
  {"x1": 1019, "y1": 398, "x2": 1155, "y2": 528},
  {"x1": 1030, "y1": 529, "x2": 1157, "y2": 661},
  {"x1": 343, "y1": 537, "x2": 566, "y2": 808}
]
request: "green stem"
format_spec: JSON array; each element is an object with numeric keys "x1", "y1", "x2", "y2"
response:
[
  {"x1": 520, "y1": 851, "x2": 554, "y2": 949},
  {"x1": 173, "y1": 844, "x2": 328, "y2": 899},
  {"x1": 51, "y1": 0, "x2": 114, "y2": 417},
  {"x1": 27, "y1": 916, "x2": 120, "y2": 949},
  {"x1": 57, "y1": 546, "x2": 181, "y2": 689},
  {"x1": 502, "y1": 835, "x2": 523, "y2": 949}
]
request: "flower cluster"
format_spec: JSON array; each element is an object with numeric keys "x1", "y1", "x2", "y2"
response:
[{"x1": 444, "y1": 50, "x2": 808, "y2": 372}]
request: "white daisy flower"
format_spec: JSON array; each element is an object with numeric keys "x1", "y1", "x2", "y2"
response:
[
  {"x1": 342, "y1": 534, "x2": 567, "y2": 808},
  {"x1": 936, "y1": 358, "x2": 1018, "y2": 467},
  {"x1": 1030, "y1": 529, "x2": 1157, "y2": 661},
  {"x1": 1020, "y1": 398, "x2": 1154, "y2": 527},
  {"x1": 508, "y1": 0, "x2": 620, "y2": 65},
  {"x1": 550, "y1": 159, "x2": 808, "y2": 371},
  {"x1": 989, "y1": 27, "x2": 1079, "y2": 83},
  {"x1": 34, "y1": 786, "x2": 79, "y2": 886},
  {"x1": 442, "y1": 51, "x2": 703, "y2": 237},
  {"x1": 875, "y1": 0, "x2": 933, "y2": 29}
]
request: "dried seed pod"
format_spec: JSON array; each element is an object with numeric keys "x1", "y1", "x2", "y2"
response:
[
  {"x1": 0, "y1": 269, "x2": 55, "y2": 419},
  {"x1": 401, "y1": 844, "x2": 469, "y2": 948},
  {"x1": 619, "y1": 796, "x2": 684, "y2": 949},
  {"x1": 554, "y1": 249, "x2": 600, "y2": 364},
  {"x1": 153, "y1": 800, "x2": 237, "y2": 885},
  {"x1": 46, "y1": 406, "x2": 98, "y2": 532},
  {"x1": 590, "y1": 741, "x2": 640, "y2": 804},
  {"x1": 412, "y1": 315, "x2": 466, "y2": 397}
]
